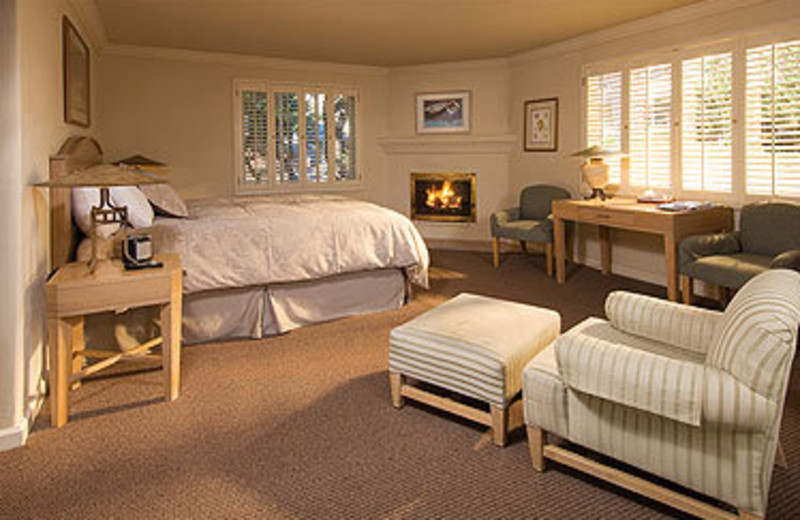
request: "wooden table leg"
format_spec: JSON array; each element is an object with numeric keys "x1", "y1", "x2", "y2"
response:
[
  {"x1": 48, "y1": 318, "x2": 71, "y2": 427},
  {"x1": 599, "y1": 226, "x2": 612, "y2": 276},
  {"x1": 554, "y1": 215, "x2": 566, "y2": 284},
  {"x1": 664, "y1": 232, "x2": 679, "y2": 301},
  {"x1": 161, "y1": 270, "x2": 182, "y2": 401},
  {"x1": 70, "y1": 317, "x2": 85, "y2": 390}
]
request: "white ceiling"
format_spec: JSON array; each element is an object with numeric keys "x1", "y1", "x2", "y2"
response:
[{"x1": 94, "y1": 0, "x2": 707, "y2": 67}]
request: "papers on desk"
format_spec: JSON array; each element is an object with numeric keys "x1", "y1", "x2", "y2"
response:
[{"x1": 657, "y1": 201, "x2": 715, "y2": 212}]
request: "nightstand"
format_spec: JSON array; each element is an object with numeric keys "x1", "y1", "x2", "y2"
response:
[{"x1": 45, "y1": 253, "x2": 182, "y2": 427}]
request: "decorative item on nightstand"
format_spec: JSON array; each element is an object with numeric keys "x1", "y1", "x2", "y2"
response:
[
  {"x1": 571, "y1": 146, "x2": 623, "y2": 200},
  {"x1": 36, "y1": 164, "x2": 166, "y2": 273},
  {"x1": 112, "y1": 154, "x2": 169, "y2": 175}
]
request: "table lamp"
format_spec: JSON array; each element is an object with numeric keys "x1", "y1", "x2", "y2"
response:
[
  {"x1": 36, "y1": 164, "x2": 166, "y2": 273},
  {"x1": 571, "y1": 146, "x2": 623, "y2": 200},
  {"x1": 112, "y1": 155, "x2": 169, "y2": 175}
]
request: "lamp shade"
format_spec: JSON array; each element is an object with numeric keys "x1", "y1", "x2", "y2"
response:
[
  {"x1": 112, "y1": 155, "x2": 168, "y2": 173},
  {"x1": 571, "y1": 146, "x2": 624, "y2": 159},
  {"x1": 35, "y1": 163, "x2": 166, "y2": 188}
]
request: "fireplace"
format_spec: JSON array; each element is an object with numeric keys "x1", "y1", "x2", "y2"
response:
[{"x1": 411, "y1": 172, "x2": 476, "y2": 222}]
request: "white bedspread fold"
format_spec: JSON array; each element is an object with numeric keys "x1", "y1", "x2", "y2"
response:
[{"x1": 147, "y1": 194, "x2": 429, "y2": 294}]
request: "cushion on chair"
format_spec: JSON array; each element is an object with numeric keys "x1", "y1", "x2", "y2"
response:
[
  {"x1": 739, "y1": 201, "x2": 800, "y2": 257},
  {"x1": 389, "y1": 293, "x2": 560, "y2": 405},
  {"x1": 492, "y1": 218, "x2": 553, "y2": 243},
  {"x1": 605, "y1": 291, "x2": 722, "y2": 355},
  {"x1": 519, "y1": 185, "x2": 571, "y2": 220},
  {"x1": 708, "y1": 269, "x2": 800, "y2": 399},
  {"x1": 681, "y1": 253, "x2": 771, "y2": 290},
  {"x1": 555, "y1": 318, "x2": 705, "y2": 426}
]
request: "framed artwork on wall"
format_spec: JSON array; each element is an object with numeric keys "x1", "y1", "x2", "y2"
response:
[
  {"x1": 415, "y1": 91, "x2": 471, "y2": 134},
  {"x1": 524, "y1": 97, "x2": 558, "y2": 152},
  {"x1": 63, "y1": 16, "x2": 90, "y2": 127}
]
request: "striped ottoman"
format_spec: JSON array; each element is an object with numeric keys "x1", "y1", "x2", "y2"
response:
[{"x1": 389, "y1": 293, "x2": 560, "y2": 446}]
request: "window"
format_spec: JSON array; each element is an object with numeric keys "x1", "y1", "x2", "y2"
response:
[
  {"x1": 236, "y1": 81, "x2": 358, "y2": 192},
  {"x1": 629, "y1": 63, "x2": 672, "y2": 188},
  {"x1": 746, "y1": 40, "x2": 800, "y2": 197},
  {"x1": 585, "y1": 72, "x2": 623, "y2": 182},
  {"x1": 582, "y1": 33, "x2": 800, "y2": 202},
  {"x1": 682, "y1": 52, "x2": 733, "y2": 193}
]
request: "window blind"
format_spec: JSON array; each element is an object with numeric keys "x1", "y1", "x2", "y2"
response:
[
  {"x1": 274, "y1": 91, "x2": 300, "y2": 184},
  {"x1": 629, "y1": 63, "x2": 672, "y2": 188},
  {"x1": 746, "y1": 40, "x2": 800, "y2": 197},
  {"x1": 586, "y1": 72, "x2": 623, "y2": 182},
  {"x1": 682, "y1": 52, "x2": 733, "y2": 193},
  {"x1": 240, "y1": 89, "x2": 268, "y2": 185},
  {"x1": 304, "y1": 92, "x2": 328, "y2": 183},
  {"x1": 334, "y1": 94, "x2": 357, "y2": 181}
]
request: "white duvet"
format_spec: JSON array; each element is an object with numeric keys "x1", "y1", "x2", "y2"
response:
[{"x1": 147, "y1": 194, "x2": 429, "y2": 294}]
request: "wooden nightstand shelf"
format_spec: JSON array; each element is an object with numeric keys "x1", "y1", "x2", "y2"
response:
[{"x1": 45, "y1": 253, "x2": 183, "y2": 427}]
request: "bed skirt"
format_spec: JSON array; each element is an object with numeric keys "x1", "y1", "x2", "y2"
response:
[{"x1": 84, "y1": 268, "x2": 407, "y2": 350}]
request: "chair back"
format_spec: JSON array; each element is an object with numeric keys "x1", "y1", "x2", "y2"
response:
[
  {"x1": 708, "y1": 269, "x2": 800, "y2": 399},
  {"x1": 740, "y1": 201, "x2": 800, "y2": 257},
  {"x1": 519, "y1": 185, "x2": 571, "y2": 220}
]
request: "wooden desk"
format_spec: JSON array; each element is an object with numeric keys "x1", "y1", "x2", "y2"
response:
[
  {"x1": 45, "y1": 254, "x2": 182, "y2": 427},
  {"x1": 551, "y1": 199, "x2": 733, "y2": 301}
]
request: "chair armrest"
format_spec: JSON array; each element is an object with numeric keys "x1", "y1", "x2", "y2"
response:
[
  {"x1": 490, "y1": 207, "x2": 521, "y2": 234},
  {"x1": 679, "y1": 232, "x2": 741, "y2": 270},
  {"x1": 771, "y1": 249, "x2": 800, "y2": 272},
  {"x1": 555, "y1": 323, "x2": 703, "y2": 426},
  {"x1": 703, "y1": 368, "x2": 777, "y2": 432},
  {"x1": 605, "y1": 291, "x2": 722, "y2": 355}
]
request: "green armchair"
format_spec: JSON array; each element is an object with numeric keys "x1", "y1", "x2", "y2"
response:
[
  {"x1": 680, "y1": 200, "x2": 800, "y2": 304},
  {"x1": 490, "y1": 184, "x2": 571, "y2": 275}
]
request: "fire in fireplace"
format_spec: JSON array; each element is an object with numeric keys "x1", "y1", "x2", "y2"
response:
[{"x1": 411, "y1": 172, "x2": 476, "y2": 222}]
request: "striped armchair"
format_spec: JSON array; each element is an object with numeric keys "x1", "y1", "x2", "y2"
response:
[{"x1": 523, "y1": 269, "x2": 800, "y2": 519}]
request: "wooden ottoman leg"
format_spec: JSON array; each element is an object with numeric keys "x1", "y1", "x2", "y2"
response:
[
  {"x1": 490, "y1": 405, "x2": 508, "y2": 447},
  {"x1": 527, "y1": 426, "x2": 546, "y2": 471},
  {"x1": 389, "y1": 372, "x2": 405, "y2": 409}
]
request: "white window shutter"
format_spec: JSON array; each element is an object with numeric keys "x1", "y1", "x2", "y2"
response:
[
  {"x1": 239, "y1": 86, "x2": 269, "y2": 186},
  {"x1": 333, "y1": 93, "x2": 357, "y2": 181},
  {"x1": 746, "y1": 40, "x2": 800, "y2": 197},
  {"x1": 682, "y1": 52, "x2": 733, "y2": 193},
  {"x1": 629, "y1": 63, "x2": 672, "y2": 188},
  {"x1": 585, "y1": 72, "x2": 623, "y2": 183},
  {"x1": 274, "y1": 90, "x2": 301, "y2": 184}
]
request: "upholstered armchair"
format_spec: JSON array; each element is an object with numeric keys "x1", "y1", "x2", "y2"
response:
[
  {"x1": 680, "y1": 201, "x2": 800, "y2": 304},
  {"x1": 523, "y1": 269, "x2": 800, "y2": 519},
  {"x1": 490, "y1": 185, "x2": 571, "y2": 275}
]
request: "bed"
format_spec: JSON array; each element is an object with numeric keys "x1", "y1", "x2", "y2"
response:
[{"x1": 49, "y1": 136, "x2": 429, "y2": 347}]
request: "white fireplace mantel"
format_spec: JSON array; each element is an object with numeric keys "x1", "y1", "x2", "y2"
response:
[{"x1": 377, "y1": 134, "x2": 516, "y2": 155}]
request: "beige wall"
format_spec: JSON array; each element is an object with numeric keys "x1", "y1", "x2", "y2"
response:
[
  {"x1": 97, "y1": 49, "x2": 390, "y2": 202},
  {"x1": 509, "y1": 0, "x2": 800, "y2": 287},
  {"x1": 0, "y1": 0, "x2": 101, "y2": 449},
  {"x1": 382, "y1": 59, "x2": 515, "y2": 242}
]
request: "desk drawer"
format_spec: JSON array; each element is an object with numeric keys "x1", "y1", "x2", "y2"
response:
[{"x1": 577, "y1": 207, "x2": 636, "y2": 227}]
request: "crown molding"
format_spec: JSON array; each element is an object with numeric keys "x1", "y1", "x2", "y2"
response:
[
  {"x1": 102, "y1": 44, "x2": 390, "y2": 77},
  {"x1": 67, "y1": 0, "x2": 108, "y2": 48},
  {"x1": 378, "y1": 135, "x2": 516, "y2": 155},
  {"x1": 391, "y1": 57, "x2": 510, "y2": 76},
  {"x1": 509, "y1": 0, "x2": 769, "y2": 66}
]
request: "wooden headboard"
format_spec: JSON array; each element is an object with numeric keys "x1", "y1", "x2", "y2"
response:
[{"x1": 49, "y1": 136, "x2": 104, "y2": 269}]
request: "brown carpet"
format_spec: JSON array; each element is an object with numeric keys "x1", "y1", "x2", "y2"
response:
[{"x1": 2, "y1": 250, "x2": 799, "y2": 519}]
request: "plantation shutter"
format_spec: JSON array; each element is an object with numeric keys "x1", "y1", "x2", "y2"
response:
[
  {"x1": 274, "y1": 90, "x2": 301, "y2": 184},
  {"x1": 682, "y1": 52, "x2": 733, "y2": 193},
  {"x1": 629, "y1": 63, "x2": 672, "y2": 188},
  {"x1": 333, "y1": 93, "x2": 357, "y2": 181},
  {"x1": 746, "y1": 40, "x2": 800, "y2": 197},
  {"x1": 585, "y1": 72, "x2": 623, "y2": 183},
  {"x1": 240, "y1": 87, "x2": 268, "y2": 186},
  {"x1": 304, "y1": 92, "x2": 329, "y2": 183}
]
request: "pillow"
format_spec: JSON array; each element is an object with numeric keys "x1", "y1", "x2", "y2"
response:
[
  {"x1": 139, "y1": 183, "x2": 189, "y2": 218},
  {"x1": 71, "y1": 187, "x2": 120, "y2": 238},
  {"x1": 110, "y1": 186, "x2": 154, "y2": 228}
]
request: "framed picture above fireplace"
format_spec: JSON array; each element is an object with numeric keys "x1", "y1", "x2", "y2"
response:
[
  {"x1": 411, "y1": 172, "x2": 476, "y2": 223},
  {"x1": 415, "y1": 91, "x2": 471, "y2": 134}
]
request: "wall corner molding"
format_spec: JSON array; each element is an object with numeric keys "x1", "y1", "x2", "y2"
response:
[
  {"x1": 378, "y1": 134, "x2": 516, "y2": 155},
  {"x1": 0, "y1": 417, "x2": 29, "y2": 452}
]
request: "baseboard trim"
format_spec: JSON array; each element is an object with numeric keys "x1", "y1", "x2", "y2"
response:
[{"x1": 0, "y1": 417, "x2": 29, "y2": 452}]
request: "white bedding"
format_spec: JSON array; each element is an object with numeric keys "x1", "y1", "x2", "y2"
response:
[{"x1": 146, "y1": 194, "x2": 429, "y2": 294}]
